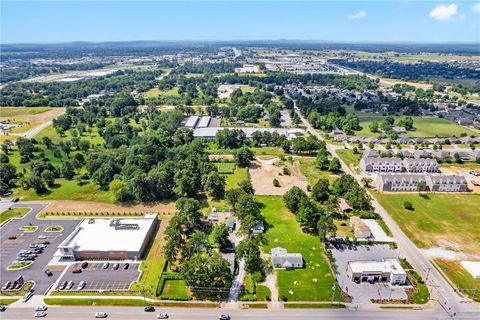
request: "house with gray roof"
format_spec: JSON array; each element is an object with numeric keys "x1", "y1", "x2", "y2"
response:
[
  {"x1": 360, "y1": 157, "x2": 403, "y2": 173},
  {"x1": 271, "y1": 247, "x2": 303, "y2": 269},
  {"x1": 377, "y1": 173, "x2": 468, "y2": 192},
  {"x1": 403, "y1": 158, "x2": 439, "y2": 173}
]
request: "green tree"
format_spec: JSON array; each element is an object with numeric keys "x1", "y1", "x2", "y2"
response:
[
  {"x1": 210, "y1": 224, "x2": 230, "y2": 248},
  {"x1": 238, "y1": 178, "x2": 254, "y2": 194},
  {"x1": 317, "y1": 215, "x2": 337, "y2": 241},
  {"x1": 27, "y1": 175, "x2": 47, "y2": 194},
  {"x1": 328, "y1": 157, "x2": 342, "y2": 173},
  {"x1": 283, "y1": 186, "x2": 307, "y2": 214},
  {"x1": 311, "y1": 178, "x2": 330, "y2": 203},
  {"x1": 180, "y1": 253, "x2": 232, "y2": 293},
  {"x1": 237, "y1": 238, "x2": 265, "y2": 276},
  {"x1": 203, "y1": 171, "x2": 226, "y2": 199},
  {"x1": 235, "y1": 147, "x2": 254, "y2": 168},
  {"x1": 41, "y1": 169, "x2": 55, "y2": 187}
]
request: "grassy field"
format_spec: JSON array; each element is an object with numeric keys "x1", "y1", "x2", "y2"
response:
[
  {"x1": 257, "y1": 195, "x2": 341, "y2": 302},
  {"x1": 35, "y1": 124, "x2": 105, "y2": 145},
  {"x1": 373, "y1": 193, "x2": 480, "y2": 255},
  {"x1": 0, "y1": 298, "x2": 19, "y2": 305},
  {"x1": 0, "y1": 106, "x2": 51, "y2": 117},
  {"x1": 213, "y1": 162, "x2": 236, "y2": 174},
  {"x1": 144, "y1": 87, "x2": 180, "y2": 98},
  {"x1": 160, "y1": 279, "x2": 190, "y2": 298},
  {"x1": 0, "y1": 207, "x2": 31, "y2": 224},
  {"x1": 298, "y1": 157, "x2": 338, "y2": 185},
  {"x1": 434, "y1": 259, "x2": 480, "y2": 302},
  {"x1": 335, "y1": 149, "x2": 362, "y2": 169},
  {"x1": 390, "y1": 54, "x2": 480, "y2": 62},
  {"x1": 357, "y1": 117, "x2": 479, "y2": 138},
  {"x1": 224, "y1": 167, "x2": 249, "y2": 190},
  {"x1": 13, "y1": 178, "x2": 115, "y2": 203}
]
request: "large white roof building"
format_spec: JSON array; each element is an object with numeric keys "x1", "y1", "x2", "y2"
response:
[{"x1": 56, "y1": 214, "x2": 157, "y2": 261}]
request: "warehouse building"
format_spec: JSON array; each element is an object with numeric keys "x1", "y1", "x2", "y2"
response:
[
  {"x1": 184, "y1": 116, "x2": 199, "y2": 128},
  {"x1": 56, "y1": 214, "x2": 157, "y2": 261},
  {"x1": 347, "y1": 258, "x2": 407, "y2": 285}
]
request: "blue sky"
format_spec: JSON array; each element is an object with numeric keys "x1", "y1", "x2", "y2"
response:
[{"x1": 1, "y1": 1, "x2": 479, "y2": 43}]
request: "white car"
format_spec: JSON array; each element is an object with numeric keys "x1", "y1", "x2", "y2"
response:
[
  {"x1": 37, "y1": 235, "x2": 47, "y2": 239},
  {"x1": 35, "y1": 306, "x2": 48, "y2": 311},
  {"x1": 34, "y1": 312, "x2": 47, "y2": 317},
  {"x1": 95, "y1": 312, "x2": 108, "y2": 318},
  {"x1": 157, "y1": 313, "x2": 169, "y2": 319}
]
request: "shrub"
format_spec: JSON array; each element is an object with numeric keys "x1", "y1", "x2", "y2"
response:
[
  {"x1": 273, "y1": 179, "x2": 280, "y2": 187},
  {"x1": 403, "y1": 201, "x2": 414, "y2": 211},
  {"x1": 283, "y1": 167, "x2": 291, "y2": 175}
]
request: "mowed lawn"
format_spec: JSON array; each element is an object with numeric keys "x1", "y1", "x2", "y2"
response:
[
  {"x1": 144, "y1": 87, "x2": 180, "y2": 98},
  {"x1": 257, "y1": 195, "x2": 341, "y2": 302},
  {"x1": 0, "y1": 106, "x2": 51, "y2": 117},
  {"x1": 373, "y1": 193, "x2": 480, "y2": 255},
  {"x1": 35, "y1": 124, "x2": 105, "y2": 145},
  {"x1": 0, "y1": 207, "x2": 31, "y2": 224},
  {"x1": 298, "y1": 157, "x2": 338, "y2": 185},
  {"x1": 357, "y1": 117, "x2": 479, "y2": 138},
  {"x1": 224, "y1": 167, "x2": 249, "y2": 190}
]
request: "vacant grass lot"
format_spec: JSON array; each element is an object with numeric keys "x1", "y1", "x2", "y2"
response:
[
  {"x1": 373, "y1": 193, "x2": 480, "y2": 255},
  {"x1": 213, "y1": 162, "x2": 236, "y2": 174},
  {"x1": 357, "y1": 117, "x2": 479, "y2": 138},
  {"x1": 224, "y1": 167, "x2": 249, "y2": 190},
  {"x1": 257, "y1": 195, "x2": 341, "y2": 302},
  {"x1": 13, "y1": 178, "x2": 115, "y2": 203},
  {"x1": 0, "y1": 106, "x2": 51, "y2": 117},
  {"x1": 0, "y1": 207, "x2": 30, "y2": 224},
  {"x1": 35, "y1": 124, "x2": 105, "y2": 145},
  {"x1": 298, "y1": 157, "x2": 338, "y2": 185},
  {"x1": 335, "y1": 149, "x2": 362, "y2": 173},
  {"x1": 144, "y1": 87, "x2": 180, "y2": 98},
  {"x1": 434, "y1": 259, "x2": 480, "y2": 302}
]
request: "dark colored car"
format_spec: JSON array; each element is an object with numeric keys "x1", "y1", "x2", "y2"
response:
[
  {"x1": 0, "y1": 306, "x2": 6, "y2": 312},
  {"x1": 45, "y1": 270, "x2": 53, "y2": 277},
  {"x1": 123, "y1": 263, "x2": 129, "y2": 270},
  {"x1": 11, "y1": 198, "x2": 19, "y2": 202},
  {"x1": 81, "y1": 262, "x2": 88, "y2": 269},
  {"x1": 42, "y1": 241, "x2": 50, "y2": 245},
  {"x1": 8, "y1": 235, "x2": 17, "y2": 240},
  {"x1": 144, "y1": 306, "x2": 155, "y2": 312}
]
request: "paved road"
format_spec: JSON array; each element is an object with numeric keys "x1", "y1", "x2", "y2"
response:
[
  {"x1": 290, "y1": 97, "x2": 480, "y2": 317},
  {"x1": 2, "y1": 305, "x2": 473, "y2": 320}
]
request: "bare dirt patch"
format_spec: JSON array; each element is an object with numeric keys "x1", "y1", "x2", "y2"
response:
[
  {"x1": 249, "y1": 158, "x2": 308, "y2": 195},
  {"x1": 25, "y1": 200, "x2": 176, "y2": 214}
]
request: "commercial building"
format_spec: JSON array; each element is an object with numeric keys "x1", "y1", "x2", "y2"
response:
[
  {"x1": 56, "y1": 214, "x2": 157, "y2": 261},
  {"x1": 197, "y1": 116, "x2": 211, "y2": 128},
  {"x1": 347, "y1": 258, "x2": 407, "y2": 285},
  {"x1": 192, "y1": 127, "x2": 304, "y2": 140},
  {"x1": 184, "y1": 116, "x2": 199, "y2": 129},
  {"x1": 271, "y1": 247, "x2": 303, "y2": 269}
]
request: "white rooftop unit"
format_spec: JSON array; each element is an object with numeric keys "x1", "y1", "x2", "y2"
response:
[
  {"x1": 184, "y1": 116, "x2": 199, "y2": 128},
  {"x1": 197, "y1": 116, "x2": 211, "y2": 128}
]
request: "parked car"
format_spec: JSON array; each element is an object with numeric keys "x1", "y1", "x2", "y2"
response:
[
  {"x1": 102, "y1": 263, "x2": 109, "y2": 269},
  {"x1": 66, "y1": 281, "x2": 74, "y2": 290},
  {"x1": 77, "y1": 281, "x2": 86, "y2": 290},
  {"x1": 144, "y1": 306, "x2": 155, "y2": 312},
  {"x1": 219, "y1": 315, "x2": 230, "y2": 320},
  {"x1": 11, "y1": 198, "x2": 19, "y2": 202},
  {"x1": 42, "y1": 241, "x2": 50, "y2": 245},
  {"x1": 35, "y1": 306, "x2": 48, "y2": 311},
  {"x1": 1, "y1": 281, "x2": 12, "y2": 290},
  {"x1": 72, "y1": 267, "x2": 82, "y2": 274},
  {"x1": 45, "y1": 270, "x2": 53, "y2": 277},
  {"x1": 157, "y1": 313, "x2": 169, "y2": 319},
  {"x1": 0, "y1": 306, "x2": 6, "y2": 312},
  {"x1": 34, "y1": 312, "x2": 47, "y2": 317},
  {"x1": 8, "y1": 235, "x2": 16, "y2": 240},
  {"x1": 113, "y1": 263, "x2": 119, "y2": 270},
  {"x1": 123, "y1": 263, "x2": 129, "y2": 270},
  {"x1": 57, "y1": 281, "x2": 67, "y2": 290},
  {"x1": 95, "y1": 312, "x2": 108, "y2": 318},
  {"x1": 29, "y1": 244, "x2": 38, "y2": 249},
  {"x1": 81, "y1": 262, "x2": 88, "y2": 269}
]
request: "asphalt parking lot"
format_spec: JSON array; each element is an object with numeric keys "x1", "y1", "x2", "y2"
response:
[
  {"x1": 0, "y1": 204, "x2": 80, "y2": 294},
  {"x1": 57, "y1": 262, "x2": 141, "y2": 292},
  {"x1": 330, "y1": 244, "x2": 410, "y2": 303}
]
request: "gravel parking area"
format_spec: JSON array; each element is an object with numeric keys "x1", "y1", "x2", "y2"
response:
[
  {"x1": 331, "y1": 244, "x2": 411, "y2": 303},
  {"x1": 56, "y1": 262, "x2": 141, "y2": 292}
]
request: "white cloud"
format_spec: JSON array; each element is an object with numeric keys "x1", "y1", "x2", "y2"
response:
[
  {"x1": 472, "y1": 2, "x2": 480, "y2": 14},
  {"x1": 347, "y1": 10, "x2": 367, "y2": 20},
  {"x1": 429, "y1": 3, "x2": 458, "y2": 21}
]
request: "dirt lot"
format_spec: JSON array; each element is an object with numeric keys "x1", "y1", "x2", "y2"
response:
[
  {"x1": 440, "y1": 167, "x2": 480, "y2": 194},
  {"x1": 24, "y1": 200, "x2": 176, "y2": 214},
  {"x1": 249, "y1": 158, "x2": 308, "y2": 195},
  {"x1": 0, "y1": 107, "x2": 65, "y2": 137}
]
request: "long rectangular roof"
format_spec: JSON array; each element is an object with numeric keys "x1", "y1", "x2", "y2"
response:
[
  {"x1": 185, "y1": 116, "x2": 199, "y2": 128},
  {"x1": 59, "y1": 214, "x2": 156, "y2": 252}
]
